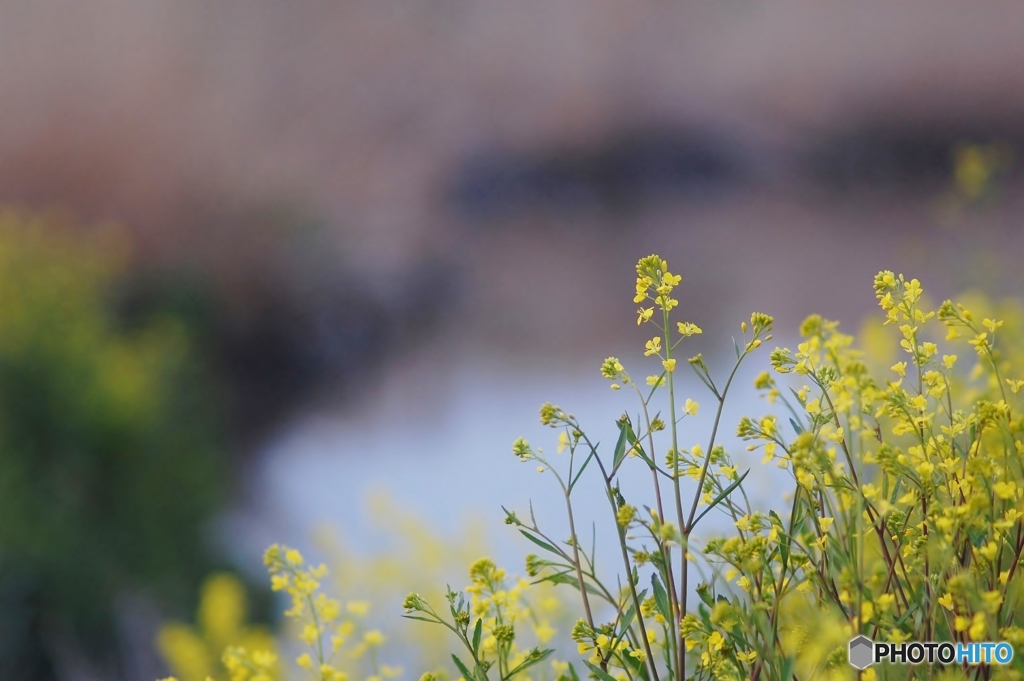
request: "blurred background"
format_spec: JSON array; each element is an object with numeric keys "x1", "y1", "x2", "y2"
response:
[{"x1": 3, "y1": 2, "x2": 1024, "y2": 679}]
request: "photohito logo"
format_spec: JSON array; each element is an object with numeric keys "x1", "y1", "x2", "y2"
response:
[{"x1": 849, "y1": 635, "x2": 1014, "y2": 669}]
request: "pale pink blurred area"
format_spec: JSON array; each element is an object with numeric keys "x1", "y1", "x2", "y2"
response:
[{"x1": 3, "y1": 2, "x2": 1024, "y2": 348}]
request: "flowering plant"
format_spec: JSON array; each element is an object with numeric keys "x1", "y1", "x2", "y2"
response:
[{"x1": 161, "y1": 254, "x2": 1024, "y2": 681}]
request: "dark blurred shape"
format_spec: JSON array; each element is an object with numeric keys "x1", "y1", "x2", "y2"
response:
[
  {"x1": 0, "y1": 211, "x2": 226, "y2": 678},
  {"x1": 451, "y1": 128, "x2": 744, "y2": 219},
  {"x1": 215, "y1": 257, "x2": 459, "y2": 433},
  {"x1": 117, "y1": 226, "x2": 460, "y2": 446},
  {"x1": 0, "y1": 575, "x2": 58, "y2": 681},
  {"x1": 803, "y1": 123, "x2": 1021, "y2": 195}
]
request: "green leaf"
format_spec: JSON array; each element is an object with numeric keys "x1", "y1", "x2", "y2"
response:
[
  {"x1": 569, "y1": 447, "x2": 596, "y2": 494},
  {"x1": 519, "y1": 530, "x2": 561, "y2": 557},
  {"x1": 618, "y1": 597, "x2": 639, "y2": 634},
  {"x1": 780, "y1": 655, "x2": 796, "y2": 681},
  {"x1": 540, "y1": 570, "x2": 603, "y2": 596},
  {"x1": 789, "y1": 417, "x2": 804, "y2": 435},
  {"x1": 689, "y1": 362, "x2": 716, "y2": 393},
  {"x1": 696, "y1": 581, "x2": 714, "y2": 607},
  {"x1": 451, "y1": 654, "x2": 474, "y2": 681},
  {"x1": 540, "y1": 570, "x2": 579, "y2": 587},
  {"x1": 507, "y1": 648, "x2": 555, "y2": 676},
  {"x1": 651, "y1": 572, "x2": 672, "y2": 624},
  {"x1": 766, "y1": 509, "x2": 790, "y2": 571},
  {"x1": 567, "y1": 662, "x2": 581, "y2": 681},
  {"x1": 501, "y1": 505, "x2": 522, "y2": 526},
  {"x1": 472, "y1": 618, "x2": 482, "y2": 654},
  {"x1": 613, "y1": 419, "x2": 630, "y2": 471},
  {"x1": 620, "y1": 645, "x2": 646, "y2": 679},
  {"x1": 585, "y1": 661, "x2": 620, "y2": 681},
  {"x1": 690, "y1": 468, "x2": 750, "y2": 530},
  {"x1": 888, "y1": 477, "x2": 904, "y2": 505}
]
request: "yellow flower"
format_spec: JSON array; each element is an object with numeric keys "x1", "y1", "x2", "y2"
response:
[
  {"x1": 981, "y1": 591, "x2": 1003, "y2": 614},
  {"x1": 662, "y1": 358, "x2": 677, "y2": 373},
  {"x1": 534, "y1": 620, "x2": 555, "y2": 644},
  {"x1": 644, "y1": 337, "x2": 662, "y2": 356},
  {"x1": 969, "y1": 613, "x2": 988, "y2": 641},
  {"x1": 364, "y1": 630, "x2": 385, "y2": 646},
  {"x1": 993, "y1": 480, "x2": 1017, "y2": 500},
  {"x1": 301, "y1": 622, "x2": 320, "y2": 645},
  {"x1": 557, "y1": 431, "x2": 570, "y2": 453},
  {"x1": 978, "y1": 542, "x2": 999, "y2": 562},
  {"x1": 683, "y1": 398, "x2": 699, "y2": 416},
  {"x1": 796, "y1": 469, "x2": 815, "y2": 490}
]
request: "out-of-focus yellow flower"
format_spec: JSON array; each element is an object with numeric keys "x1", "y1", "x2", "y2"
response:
[{"x1": 157, "y1": 573, "x2": 277, "y2": 681}]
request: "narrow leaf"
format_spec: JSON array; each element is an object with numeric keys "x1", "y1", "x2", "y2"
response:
[
  {"x1": 451, "y1": 654, "x2": 473, "y2": 681},
  {"x1": 585, "y1": 661, "x2": 620, "y2": 681},
  {"x1": 690, "y1": 468, "x2": 750, "y2": 530},
  {"x1": 612, "y1": 420, "x2": 630, "y2": 471},
  {"x1": 519, "y1": 530, "x2": 561, "y2": 557},
  {"x1": 472, "y1": 618, "x2": 482, "y2": 654},
  {"x1": 781, "y1": 655, "x2": 796, "y2": 681},
  {"x1": 569, "y1": 448, "x2": 596, "y2": 493},
  {"x1": 507, "y1": 648, "x2": 555, "y2": 676},
  {"x1": 651, "y1": 573, "x2": 672, "y2": 624}
]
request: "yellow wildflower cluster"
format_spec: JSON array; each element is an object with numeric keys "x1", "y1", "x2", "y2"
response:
[
  {"x1": 493, "y1": 255, "x2": 775, "y2": 681},
  {"x1": 501, "y1": 255, "x2": 1024, "y2": 679},
  {"x1": 264, "y1": 545, "x2": 399, "y2": 681},
  {"x1": 706, "y1": 271, "x2": 1024, "y2": 678},
  {"x1": 404, "y1": 557, "x2": 560, "y2": 681},
  {"x1": 162, "y1": 255, "x2": 1024, "y2": 681},
  {"x1": 157, "y1": 573, "x2": 279, "y2": 681}
]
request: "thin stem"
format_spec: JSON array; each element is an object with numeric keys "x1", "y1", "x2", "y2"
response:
[
  {"x1": 582, "y1": 433, "x2": 661, "y2": 681},
  {"x1": 661, "y1": 306, "x2": 685, "y2": 680}
]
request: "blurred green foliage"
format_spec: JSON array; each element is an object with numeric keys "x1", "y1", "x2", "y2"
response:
[{"x1": 0, "y1": 210, "x2": 226, "y2": 673}]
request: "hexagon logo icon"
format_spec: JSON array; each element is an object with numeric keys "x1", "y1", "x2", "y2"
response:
[{"x1": 849, "y1": 635, "x2": 874, "y2": 669}]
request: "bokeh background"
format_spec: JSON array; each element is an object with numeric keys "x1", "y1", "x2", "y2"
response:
[{"x1": 3, "y1": 3, "x2": 1024, "y2": 679}]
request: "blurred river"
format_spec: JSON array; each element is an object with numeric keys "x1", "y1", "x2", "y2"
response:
[{"x1": 223, "y1": 340, "x2": 796, "y2": 590}]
